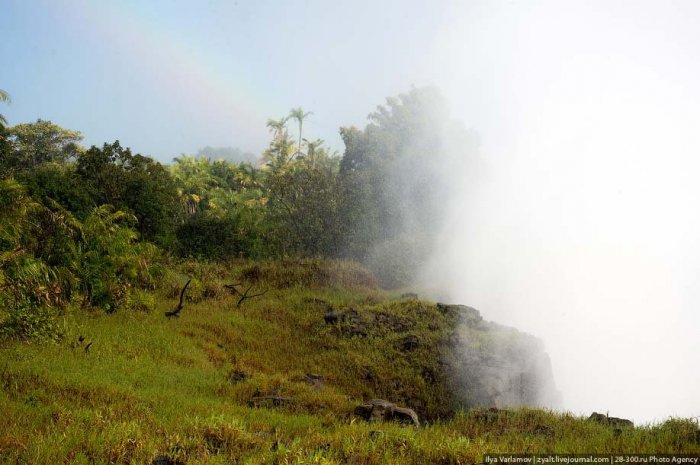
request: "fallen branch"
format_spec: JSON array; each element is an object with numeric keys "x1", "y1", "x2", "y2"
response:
[
  {"x1": 236, "y1": 283, "x2": 268, "y2": 308},
  {"x1": 165, "y1": 279, "x2": 191, "y2": 318}
]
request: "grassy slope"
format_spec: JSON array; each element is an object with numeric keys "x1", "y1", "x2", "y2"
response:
[{"x1": 0, "y1": 260, "x2": 698, "y2": 464}]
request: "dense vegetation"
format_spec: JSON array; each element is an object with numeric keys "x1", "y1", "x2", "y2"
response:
[{"x1": 0, "y1": 87, "x2": 475, "y2": 340}]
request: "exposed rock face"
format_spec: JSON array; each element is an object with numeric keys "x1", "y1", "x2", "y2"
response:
[
  {"x1": 354, "y1": 399, "x2": 420, "y2": 426},
  {"x1": 324, "y1": 307, "x2": 413, "y2": 336},
  {"x1": 441, "y1": 303, "x2": 562, "y2": 410}
]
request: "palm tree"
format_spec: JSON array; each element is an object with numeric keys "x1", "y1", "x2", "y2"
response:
[
  {"x1": 302, "y1": 138, "x2": 324, "y2": 167},
  {"x1": 170, "y1": 155, "x2": 219, "y2": 215},
  {"x1": 0, "y1": 89, "x2": 10, "y2": 128},
  {"x1": 266, "y1": 117, "x2": 288, "y2": 142},
  {"x1": 288, "y1": 107, "x2": 312, "y2": 159}
]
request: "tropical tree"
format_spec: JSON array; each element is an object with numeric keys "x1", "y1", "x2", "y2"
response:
[
  {"x1": 171, "y1": 155, "x2": 220, "y2": 215},
  {"x1": 76, "y1": 141, "x2": 179, "y2": 245},
  {"x1": 262, "y1": 120, "x2": 295, "y2": 173},
  {"x1": 337, "y1": 87, "x2": 475, "y2": 286},
  {"x1": 266, "y1": 117, "x2": 288, "y2": 142},
  {"x1": 75, "y1": 205, "x2": 158, "y2": 311},
  {"x1": 5, "y1": 119, "x2": 83, "y2": 169},
  {"x1": 288, "y1": 107, "x2": 312, "y2": 159},
  {"x1": 0, "y1": 179, "x2": 78, "y2": 340}
]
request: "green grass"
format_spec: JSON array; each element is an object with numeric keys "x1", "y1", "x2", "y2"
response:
[{"x1": 0, "y1": 260, "x2": 698, "y2": 464}]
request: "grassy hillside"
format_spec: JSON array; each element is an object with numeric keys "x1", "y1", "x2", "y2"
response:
[{"x1": 0, "y1": 260, "x2": 698, "y2": 464}]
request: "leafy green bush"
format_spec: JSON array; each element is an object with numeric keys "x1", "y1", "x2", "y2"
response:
[
  {"x1": 125, "y1": 289, "x2": 156, "y2": 313},
  {"x1": 0, "y1": 298, "x2": 63, "y2": 342},
  {"x1": 75, "y1": 205, "x2": 160, "y2": 312}
]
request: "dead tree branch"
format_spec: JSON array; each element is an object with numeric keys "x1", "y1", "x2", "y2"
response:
[
  {"x1": 236, "y1": 283, "x2": 268, "y2": 308},
  {"x1": 165, "y1": 279, "x2": 191, "y2": 318}
]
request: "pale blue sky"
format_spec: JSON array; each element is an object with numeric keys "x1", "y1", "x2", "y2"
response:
[{"x1": 1, "y1": 0, "x2": 457, "y2": 161}]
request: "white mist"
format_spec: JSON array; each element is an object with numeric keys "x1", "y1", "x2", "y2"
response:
[{"x1": 422, "y1": 0, "x2": 700, "y2": 423}]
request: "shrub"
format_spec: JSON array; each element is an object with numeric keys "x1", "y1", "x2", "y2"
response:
[{"x1": 0, "y1": 298, "x2": 63, "y2": 342}]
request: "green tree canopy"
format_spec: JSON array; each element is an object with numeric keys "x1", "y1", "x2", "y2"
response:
[
  {"x1": 76, "y1": 141, "x2": 179, "y2": 245},
  {"x1": 5, "y1": 119, "x2": 83, "y2": 171}
]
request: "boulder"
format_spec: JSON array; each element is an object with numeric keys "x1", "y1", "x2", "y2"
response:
[
  {"x1": 588, "y1": 412, "x2": 634, "y2": 428},
  {"x1": 374, "y1": 312, "x2": 412, "y2": 332},
  {"x1": 436, "y1": 303, "x2": 483, "y2": 326},
  {"x1": 354, "y1": 399, "x2": 420, "y2": 426},
  {"x1": 229, "y1": 370, "x2": 249, "y2": 384},
  {"x1": 533, "y1": 424, "x2": 555, "y2": 437},
  {"x1": 323, "y1": 308, "x2": 367, "y2": 337},
  {"x1": 324, "y1": 310, "x2": 340, "y2": 325},
  {"x1": 325, "y1": 307, "x2": 414, "y2": 336},
  {"x1": 397, "y1": 334, "x2": 420, "y2": 351},
  {"x1": 248, "y1": 396, "x2": 293, "y2": 408}
]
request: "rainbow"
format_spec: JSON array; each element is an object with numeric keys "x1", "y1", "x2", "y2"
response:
[{"x1": 71, "y1": 1, "x2": 277, "y2": 146}]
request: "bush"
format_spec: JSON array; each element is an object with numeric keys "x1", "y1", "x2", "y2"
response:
[
  {"x1": 0, "y1": 299, "x2": 63, "y2": 342},
  {"x1": 125, "y1": 289, "x2": 156, "y2": 313}
]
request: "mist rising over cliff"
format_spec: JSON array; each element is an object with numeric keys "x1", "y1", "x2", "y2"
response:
[{"x1": 421, "y1": 1, "x2": 700, "y2": 423}]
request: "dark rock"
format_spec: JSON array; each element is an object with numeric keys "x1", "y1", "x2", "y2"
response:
[
  {"x1": 588, "y1": 412, "x2": 634, "y2": 428},
  {"x1": 392, "y1": 406, "x2": 420, "y2": 426},
  {"x1": 324, "y1": 307, "x2": 414, "y2": 337},
  {"x1": 361, "y1": 365, "x2": 376, "y2": 382},
  {"x1": 374, "y1": 312, "x2": 412, "y2": 332},
  {"x1": 436, "y1": 303, "x2": 483, "y2": 326},
  {"x1": 354, "y1": 399, "x2": 420, "y2": 427},
  {"x1": 324, "y1": 310, "x2": 340, "y2": 325},
  {"x1": 397, "y1": 334, "x2": 420, "y2": 351},
  {"x1": 343, "y1": 310, "x2": 368, "y2": 337},
  {"x1": 248, "y1": 396, "x2": 293, "y2": 408},
  {"x1": 229, "y1": 370, "x2": 249, "y2": 384},
  {"x1": 305, "y1": 373, "x2": 324, "y2": 391},
  {"x1": 324, "y1": 308, "x2": 368, "y2": 336},
  {"x1": 533, "y1": 424, "x2": 555, "y2": 437},
  {"x1": 610, "y1": 417, "x2": 634, "y2": 428}
]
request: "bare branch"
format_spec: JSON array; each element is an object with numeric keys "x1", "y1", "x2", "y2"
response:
[
  {"x1": 236, "y1": 283, "x2": 268, "y2": 308},
  {"x1": 165, "y1": 279, "x2": 191, "y2": 318}
]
